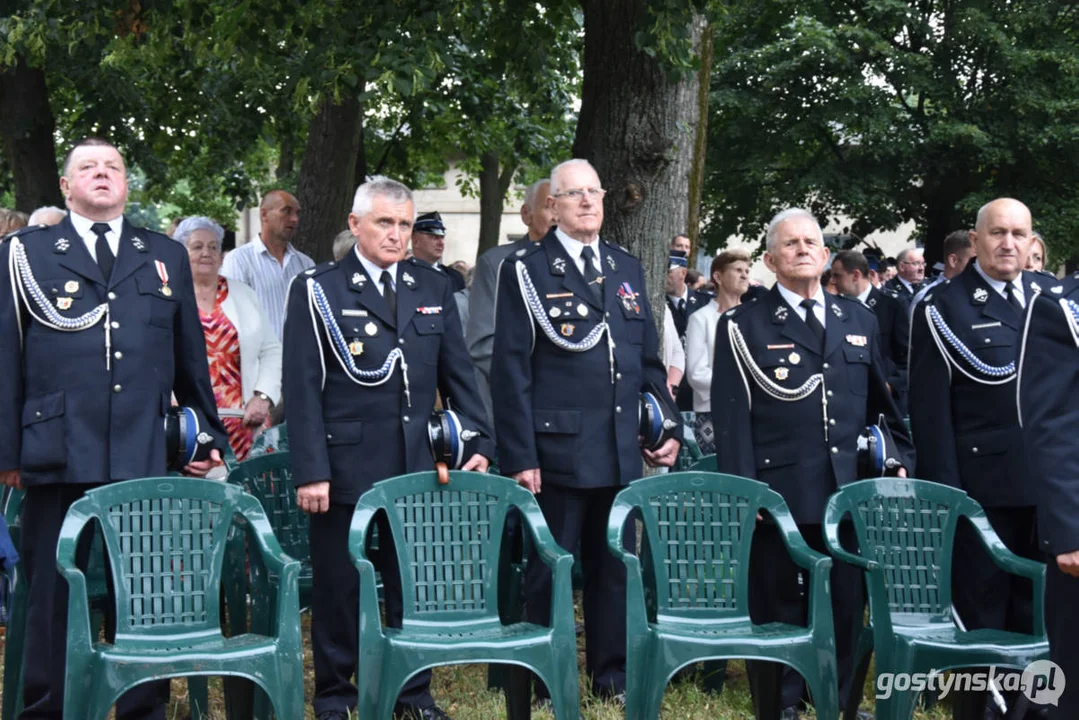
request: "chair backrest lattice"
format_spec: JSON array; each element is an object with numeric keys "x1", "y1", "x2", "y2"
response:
[
  {"x1": 618, "y1": 473, "x2": 774, "y2": 619},
  {"x1": 229, "y1": 453, "x2": 309, "y2": 566},
  {"x1": 69, "y1": 479, "x2": 253, "y2": 640},
  {"x1": 830, "y1": 479, "x2": 969, "y2": 619},
  {"x1": 853, "y1": 495, "x2": 953, "y2": 615},
  {"x1": 358, "y1": 472, "x2": 536, "y2": 622},
  {"x1": 394, "y1": 489, "x2": 499, "y2": 614}
]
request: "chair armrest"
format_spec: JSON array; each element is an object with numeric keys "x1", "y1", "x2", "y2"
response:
[
  {"x1": 239, "y1": 500, "x2": 301, "y2": 639},
  {"x1": 606, "y1": 498, "x2": 654, "y2": 631},
  {"x1": 822, "y1": 518, "x2": 876, "y2": 572},
  {"x1": 605, "y1": 498, "x2": 637, "y2": 565},
  {"x1": 966, "y1": 512, "x2": 1047, "y2": 636},
  {"x1": 519, "y1": 502, "x2": 573, "y2": 570},
  {"x1": 967, "y1": 513, "x2": 1045, "y2": 580},
  {"x1": 55, "y1": 505, "x2": 94, "y2": 654},
  {"x1": 517, "y1": 500, "x2": 575, "y2": 635},
  {"x1": 348, "y1": 506, "x2": 385, "y2": 639},
  {"x1": 771, "y1": 509, "x2": 833, "y2": 572}
]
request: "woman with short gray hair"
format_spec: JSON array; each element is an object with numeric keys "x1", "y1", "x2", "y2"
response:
[{"x1": 175, "y1": 216, "x2": 282, "y2": 460}]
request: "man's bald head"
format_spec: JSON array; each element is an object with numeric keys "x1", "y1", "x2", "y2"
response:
[
  {"x1": 259, "y1": 189, "x2": 301, "y2": 245},
  {"x1": 975, "y1": 198, "x2": 1031, "y2": 231}
]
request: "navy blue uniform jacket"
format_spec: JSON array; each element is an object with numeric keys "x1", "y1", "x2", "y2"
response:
[
  {"x1": 711, "y1": 287, "x2": 913, "y2": 524},
  {"x1": 865, "y1": 285, "x2": 910, "y2": 409},
  {"x1": 489, "y1": 232, "x2": 679, "y2": 488},
  {"x1": 909, "y1": 263, "x2": 1042, "y2": 507},
  {"x1": 283, "y1": 252, "x2": 494, "y2": 504},
  {"x1": 1018, "y1": 273, "x2": 1079, "y2": 555},
  {"x1": 0, "y1": 217, "x2": 226, "y2": 485}
]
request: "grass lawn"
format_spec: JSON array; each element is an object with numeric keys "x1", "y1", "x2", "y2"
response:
[{"x1": 0, "y1": 601, "x2": 959, "y2": 719}]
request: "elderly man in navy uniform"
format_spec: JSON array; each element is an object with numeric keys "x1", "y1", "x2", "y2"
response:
[
  {"x1": 1018, "y1": 272, "x2": 1079, "y2": 719},
  {"x1": 711, "y1": 208, "x2": 913, "y2": 720},
  {"x1": 283, "y1": 177, "x2": 493, "y2": 720},
  {"x1": 909, "y1": 198, "x2": 1044, "y2": 720},
  {"x1": 0, "y1": 137, "x2": 225, "y2": 719},
  {"x1": 490, "y1": 159, "x2": 681, "y2": 706}
]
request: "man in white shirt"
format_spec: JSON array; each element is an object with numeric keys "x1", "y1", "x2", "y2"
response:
[{"x1": 221, "y1": 190, "x2": 313, "y2": 339}]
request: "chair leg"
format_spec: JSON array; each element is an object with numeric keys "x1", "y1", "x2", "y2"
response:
[
  {"x1": 546, "y1": 665, "x2": 581, "y2": 720},
  {"x1": 843, "y1": 642, "x2": 873, "y2": 720},
  {"x1": 805, "y1": 665, "x2": 841, "y2": 720},
  {"x1": 504, "y1": 664, "x2": 532, "y2": 720},
  {"x1": 874, "y1": 688, "x2": 917, "y2": 720}
]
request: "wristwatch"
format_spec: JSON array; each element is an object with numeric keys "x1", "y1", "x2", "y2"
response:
[{"x1": 254, "y1": 391, "x2": 274, "y2": 406}]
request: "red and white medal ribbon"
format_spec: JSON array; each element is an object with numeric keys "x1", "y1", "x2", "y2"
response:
[{"x1": 155, "y1": 260, "x2": 172, "y2": 296}]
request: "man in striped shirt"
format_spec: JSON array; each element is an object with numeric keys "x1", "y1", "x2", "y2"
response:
[{"x1": 221, "y1": 189, "x2": 314, "y2": 339}]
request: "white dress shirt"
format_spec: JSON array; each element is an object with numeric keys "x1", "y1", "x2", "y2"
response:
[
  {"x1": 776, "y1": 282, "x2": 828, "y2": 326},
  {"x1": 554, "y1": 227, "x2": 602, "y2": 275},
  {"x1": 856, "y1": 284, "x2": 873, "y2": 307},
  {"x1": 354, "y1": 247, "x2": 398, "y2": 297},
  {"x1": 220, "y1": 234, "x2": 315, "y2": 340},
  {"x1": 973, "y1": 261, "x2": 1026, "y2": 308},
  {"x1": 69, "y1": 211, "x2": 122, "y2": 262}
]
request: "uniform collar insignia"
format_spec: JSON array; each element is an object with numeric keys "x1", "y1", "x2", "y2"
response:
[
  {"x1": 605, "y1": 253, "x2": 617, "y2": 271},
  {"x1": 552, "y1": 256, "x2": 567, "y2": 275},
  {"x1": 689, "y1": 295, "x2": 698, "y2": 305},
  {"x1": 773, "y1": 304, "x2": 789, "y2": 321},
  {"x1": 867, "y1": 297, "x2": 877, "y2": 307},
  {"x1": 54, "y1": 237, "x2": 70, "y2": 254},
  {"x1": 131, "y1": 237, "x2": 147, "y2": 252},
  {"x1": 972, "y1": 287, "x2": 989, "y2": 304},
  {"x1": 401, "y1": 271, "x2": 416, "y2": 288},
  {"x1": 1030, "y1": 280, "x2": 1041, "y2": 293},
  {"x1": 351, "y1": 271, "x2": 366, "y2": 287},
  {"x1": 830, "y1": 301, "x2": 844, "y2": 318},
  {"x1": 1052, "y1": 285, "x2": 1064, "y2": 294}
]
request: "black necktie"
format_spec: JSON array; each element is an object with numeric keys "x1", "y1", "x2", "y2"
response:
[
  {"x1": 579, "y1": 245, "x2": 603, "y2": 305},
  {"x1": 381, "y1": 271, "x2": 396, "y2": 318},
  {"x1": 678, "y1": 298, "x2": 686, "y2": 313},
  {"x1": 800, "y1": 298, "x2": 825, "y2": 350},
  {"x1": 91, "y1": 222, "x2": 114, "y2": 281},
  {"x1": 1005, "y1": 281, "x2": 1023, "y2": 313}
]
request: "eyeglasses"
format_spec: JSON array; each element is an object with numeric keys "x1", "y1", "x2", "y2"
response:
[
  {"x1": 553, "y1": 187, "x2": 606, "y2": 202},
  {"x1": 901, "y1": 261, "x2": 926, "y2": 267}
]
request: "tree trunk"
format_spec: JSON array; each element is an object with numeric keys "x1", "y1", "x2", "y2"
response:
[
  {"x1": 573, "y1": 1, "x2": 704, "y2": 338},
  {"x1": 686, "y1": 20, "x2": 713, "y2": 263},
  {"x1": 476, "y1": 150, "x2": 516, "y2": 260},
  {"x1": 921, "y1": 184, "x2": 966, "y2": 268},
  {"x1": 0, "y1": 57, "x2": 62, "y2": 212},
  {"x1": 292, "y1": 93, "x2": 363, "y2": 262},
  {"x1": 274, "y1": 132, "x2": 294, "y2": 181}
]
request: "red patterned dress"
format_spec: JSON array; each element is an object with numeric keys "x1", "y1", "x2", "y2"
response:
[{"x1": 200, "y1": 277, "x2": 254, "y2": 461}]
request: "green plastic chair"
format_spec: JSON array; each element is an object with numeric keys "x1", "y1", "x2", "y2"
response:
[
  {"x1": 0, "y1": 487, "x2": 214, "y2": 720},
  {"x1": 350, "y1": 470, "x2": 580, "y2": 720},
  {"x1": 607, "y1": 471, "x2": 840, "y2": 720},
  {"x1": 248, "y1": 422, "x2": 289, "y2": 459},
  {"x1": 674, "y1": 412, "x2": 705, "y2": 471},
  {"x1": 224, "y1": 452, "x2": 311, "y2": 619},
  {"x1": 58, "y1": 477, "x2": 305, "y2": 720},
  {"x1": 823, "y1": 478, "x2": 1049, "y2": 720}
]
